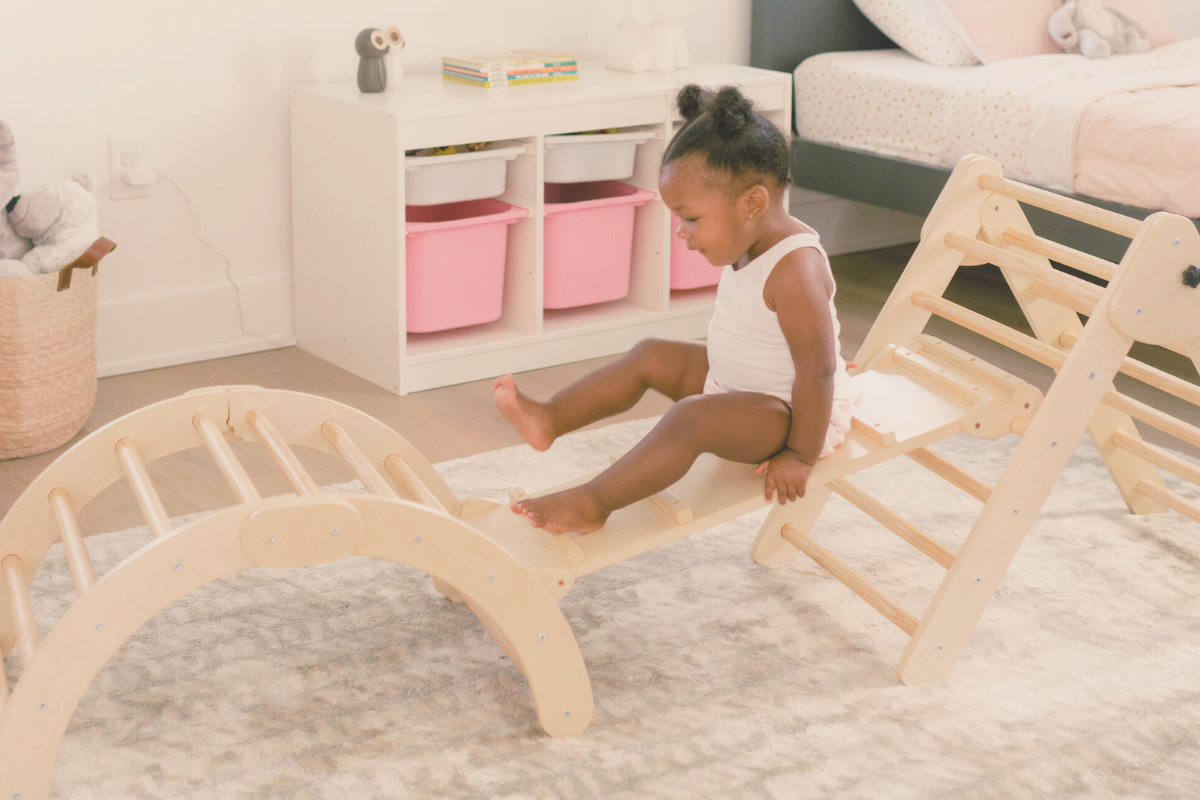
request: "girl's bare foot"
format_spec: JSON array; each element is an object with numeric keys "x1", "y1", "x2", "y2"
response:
[
  {"x1": 512, "y1": 485, "x2": 610, "y2": 533},
  {"x1": 493, "y1": 375, "x2": 556, "y2": 451}
]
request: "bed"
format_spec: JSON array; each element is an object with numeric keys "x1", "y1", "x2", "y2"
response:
[{"x1": 750, "y1": 0, "x2": 1200, "y2": 261}]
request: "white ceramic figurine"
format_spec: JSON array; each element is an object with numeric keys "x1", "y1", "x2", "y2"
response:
[{"x1": 603, "y1": 0, "x2": 699, "y2": 73}]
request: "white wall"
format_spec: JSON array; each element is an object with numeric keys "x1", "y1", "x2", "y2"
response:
[{"x1": 0, "y1": 1, "x2": 751, "y2": 376}]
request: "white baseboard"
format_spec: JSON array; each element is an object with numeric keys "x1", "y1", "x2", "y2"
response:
[
  {"x1": 98, "y1": 274, "x2": 295, "y2": 377},
  {"x1": 790, "y1": 190, "x2": 923, "y2": 257}
]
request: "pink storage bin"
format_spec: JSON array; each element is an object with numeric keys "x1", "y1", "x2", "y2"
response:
[
  {"x1": 669, "y1": 213, "x2": 723, "y2": 290},
  {"x1": 405, "y1": 198, "x2": 526, "y2": 333},
  {"x1": 543, "y1": 181, "x2": 656, "y2": 309}
]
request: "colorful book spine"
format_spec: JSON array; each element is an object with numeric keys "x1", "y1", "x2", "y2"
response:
[{"x1": 442, "y1": 51, "x2": 578, "y2": 88}]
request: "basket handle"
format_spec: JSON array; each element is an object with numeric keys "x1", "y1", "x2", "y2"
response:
[{"x1": 57, "y1": 237, "x2": 117, "y2": 291}]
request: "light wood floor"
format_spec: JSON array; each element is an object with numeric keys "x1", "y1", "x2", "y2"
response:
[{"x1": 3, "y1": 243, "x2": 1197, "y2": 534}]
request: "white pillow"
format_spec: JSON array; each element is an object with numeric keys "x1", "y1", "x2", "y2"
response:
[{"x1": 852, "y1": 0, "x2": 979, "y2": 67}]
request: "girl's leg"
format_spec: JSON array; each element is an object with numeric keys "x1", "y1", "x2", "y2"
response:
[
  {"x1": 514, "y1": 391, "x2": 792, "y2": 532},
  {"x1": 494, "y1": 338, "x2": 709, "y2": 451}
]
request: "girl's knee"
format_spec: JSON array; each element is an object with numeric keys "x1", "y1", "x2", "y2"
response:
[
  {"x1": 628, "y1": 337, "x2": 671, "y2": 363},
  {"x1": 659, "y1": 395, "x2": 719, "y2": 444}
]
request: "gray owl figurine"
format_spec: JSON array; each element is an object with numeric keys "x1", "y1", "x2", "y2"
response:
[{"x1": 355, "y1": 28, "x2": 389, "y2": 93}]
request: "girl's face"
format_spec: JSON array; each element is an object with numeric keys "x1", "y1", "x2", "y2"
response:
[{"x1": 659, "y1": 154, "x2": 756, "y2": 267}]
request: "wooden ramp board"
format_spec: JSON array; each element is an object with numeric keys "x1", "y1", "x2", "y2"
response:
[{"x1": 473, "y1": 367, "x2": 974, "y2": 582}]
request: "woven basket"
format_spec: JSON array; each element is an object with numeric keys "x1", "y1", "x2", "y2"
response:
[{"x1": 0, "y1": 238, "x2": 115, "y2": 460}]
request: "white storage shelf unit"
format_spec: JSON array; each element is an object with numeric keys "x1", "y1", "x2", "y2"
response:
[{"x1": 291, "y1": 61, "x2": 791, "y2": 395}]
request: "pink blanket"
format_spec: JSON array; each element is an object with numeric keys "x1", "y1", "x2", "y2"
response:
[{"x1": 1073, "y1": 85, "x2": 1200, "y2": 218}]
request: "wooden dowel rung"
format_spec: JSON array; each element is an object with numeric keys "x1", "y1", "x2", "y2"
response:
[
  {"x1": 1029, "y1": 280, "x2": 1099, "y2": 317},
  {"x1": 321, "y1": 419, "x2": 398, "y2": 498},
  {"x1": 245, "y1": 408, "x2": 318, "y2": 497},
  {"x1": 1059, "y1": 331, "x2": 1200, "y2": 408},
  {"x1": 193, "y1": 412, "x2": 261, "y2": 505},
  {"x1": 2, "y1": 555, "x2": 40, "y2": 668},
  {"x1": 1112, "y1": 430, "x2": 1200, "y2": 488},
  {"x1": 1003, "y1": 228, "x2": 1117, "y2": 281},
  {"x1": 1103, "y1": 390, "x2": 1200, "y2": 451},
  {"x1": 48, "y1": 488, "x2": 97, "y2": 596},
  {"x1": 1135, "y1": 479, "x2": 1200, "y2": 525},
  {"x1": 978, "y1": 174, "x2": 1142, "y2": 239},
  {"x1": 1010, "y1": 416, "x2": 1032, "y2": 436},
  {"x1": 911, "y1": 291, "x2": 1067, "y2": 370},
  {"x1": 115, "y1": 438, "x2": 172, "y2": 538},
  {"x1": 385, "y1": 454, "x2": 448, "y2": 514},
  {"x1": 828, "y1": 478, "x2": 956, "y2": 568},
  {"x1": 945, "y1": 231, "x2": 1105, "y2": 311},
  {"x1": 780, "y1": 524, "x2": 919, "y2": 636},
  {"x1": 906, "y1": 447, "x2": 993, "y2": 502}
]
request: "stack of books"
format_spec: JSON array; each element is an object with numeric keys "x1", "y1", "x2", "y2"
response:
[{"x1": 442, "y1": 50, "x2": 578, "y2": 88}]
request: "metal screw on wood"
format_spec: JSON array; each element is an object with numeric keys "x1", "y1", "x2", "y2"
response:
[
  {"x1": 937, "y1": 645, "x2": 944, "y2": 651},
  {"x1": 331, "y1": 528, "x2": 339, "y2": 537},
  {"x1": 269, "y1": 536, "x2": 277, "y2": 544},
  {"x1": 1136, "y1": 307, "x2": 1142, "y2": 315},
  {"x1": 539, "y1": 634, "x2": 546, "y2": 642},
  {"x1": 174, "y1": 563, "x2": 183, "y2": 571},
  {"x1": 1051, "y1": 440, "x2": 1058, "y2": 447},
  {"x1": 1088, "y1": 372, "x2": 1095, "y2": 379},
  {"x1": 95, "y1": 623, "x2": 104, "y2": 631},
  {"x1": 1174, "y1": 239, "x2": 1181, "y2": 247},
  {"x1": 564, "y1": 709, "x2": 571, "y2": 717},
  {"x1": 38, "y1": 703, "x2": 47, "y2": 711},
  {"x1": 414, "y1": 534, "x2": 423, "y2": 543},
  {"x1": 1012, "y1": 508, "x2": 1020, "y2": 515},
  {"x1": 488, "y1": 573, "x2": 495, "y2": 581},
  {"x1": 975, "y1": 577, "x2": 981, "y2": 583}
]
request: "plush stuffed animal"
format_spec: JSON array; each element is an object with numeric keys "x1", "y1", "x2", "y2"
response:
[
  {"x1": 1049, "y1": 0, "x2": 1151, "y2": 59},
  {"x1": 603, "y1": 0, "x2": 699, "y2": 73},
  {"x1": 6, "y1": 175, "x2": 99, "y2": 276},
  {"x1": 0, "y1": 120, "x2": 33, "y2": 278}
]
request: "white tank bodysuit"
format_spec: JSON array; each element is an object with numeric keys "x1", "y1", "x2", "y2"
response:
[{"x1": 703, "y1": 230, "x2": 853, "y2": 459}]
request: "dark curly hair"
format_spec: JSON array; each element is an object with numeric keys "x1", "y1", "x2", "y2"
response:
[{"x1": 662, "y1": 84, "x2": 791, "y2": 193}]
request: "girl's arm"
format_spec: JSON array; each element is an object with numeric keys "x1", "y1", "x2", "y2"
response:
[{"x1": 755, "y1": 247, "x2": 837, "y2": 503}]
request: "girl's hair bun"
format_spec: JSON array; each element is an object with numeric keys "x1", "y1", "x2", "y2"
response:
[
  {"x1": 676, "y1": 84, "x2": 708, "y2": 123},
  {"x1": 709, "y1": 86, "x2": 754, "y2": 137},
  {"x1": 663, "y1": 83, "x2": 791, "y2": 191}
]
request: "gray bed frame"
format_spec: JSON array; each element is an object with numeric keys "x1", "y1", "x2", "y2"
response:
[{"x1": 749, "y1": 0, "x2": 1199, "y2": 262}]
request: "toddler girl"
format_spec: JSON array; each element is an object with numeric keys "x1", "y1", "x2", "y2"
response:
[{"x1": 494, "y1": 84, "x2": 852, "y2": 533}]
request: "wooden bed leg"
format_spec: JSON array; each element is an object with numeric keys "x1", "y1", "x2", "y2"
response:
[{"x1": 750, "y1": 483, "x2": 834, "y2": 566}]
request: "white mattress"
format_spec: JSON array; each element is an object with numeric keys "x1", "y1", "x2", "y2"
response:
[
  {"x1": 794, "y1": 41, "x2": 1200, "y2": 215},
  {"x1": 796, "y1": 49, "x2": 969, "y2": 169}
]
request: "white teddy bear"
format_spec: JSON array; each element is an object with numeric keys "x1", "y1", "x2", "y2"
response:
[
  {"x1": 5, "y1": 174, "x2": 99, "y2": 277},
  {"x1": 1049, "y1": 0, "x2": 1151, "y2": 59},
  {"x1": 0, "y1": 121, "x2": 33, "y2": 278}
]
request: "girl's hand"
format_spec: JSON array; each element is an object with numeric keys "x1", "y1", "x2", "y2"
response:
[{"x1": 754, "y1": 449, "x2": 813, "y2": 504}]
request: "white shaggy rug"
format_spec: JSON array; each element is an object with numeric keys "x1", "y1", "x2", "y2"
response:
[{"x1": 10, "y1": 419, "x2": 1200, "y2": 799}]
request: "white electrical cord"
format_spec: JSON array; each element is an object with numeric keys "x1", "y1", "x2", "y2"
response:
[{"x1": 160, "y1": 174, "x2": 295, "y2": 347}]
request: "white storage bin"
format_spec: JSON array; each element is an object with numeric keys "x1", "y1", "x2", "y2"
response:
[
  {"x1": 404, "y1": 141, "x2": 527, "y2": 206},
  {"x1": 543, "y1": 129, "x2": 656, "y2": 183}
]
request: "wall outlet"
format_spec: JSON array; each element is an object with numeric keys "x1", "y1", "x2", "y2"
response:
[{"x1": 108, "y1": 136, "x2": 153, "y2": 200}]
